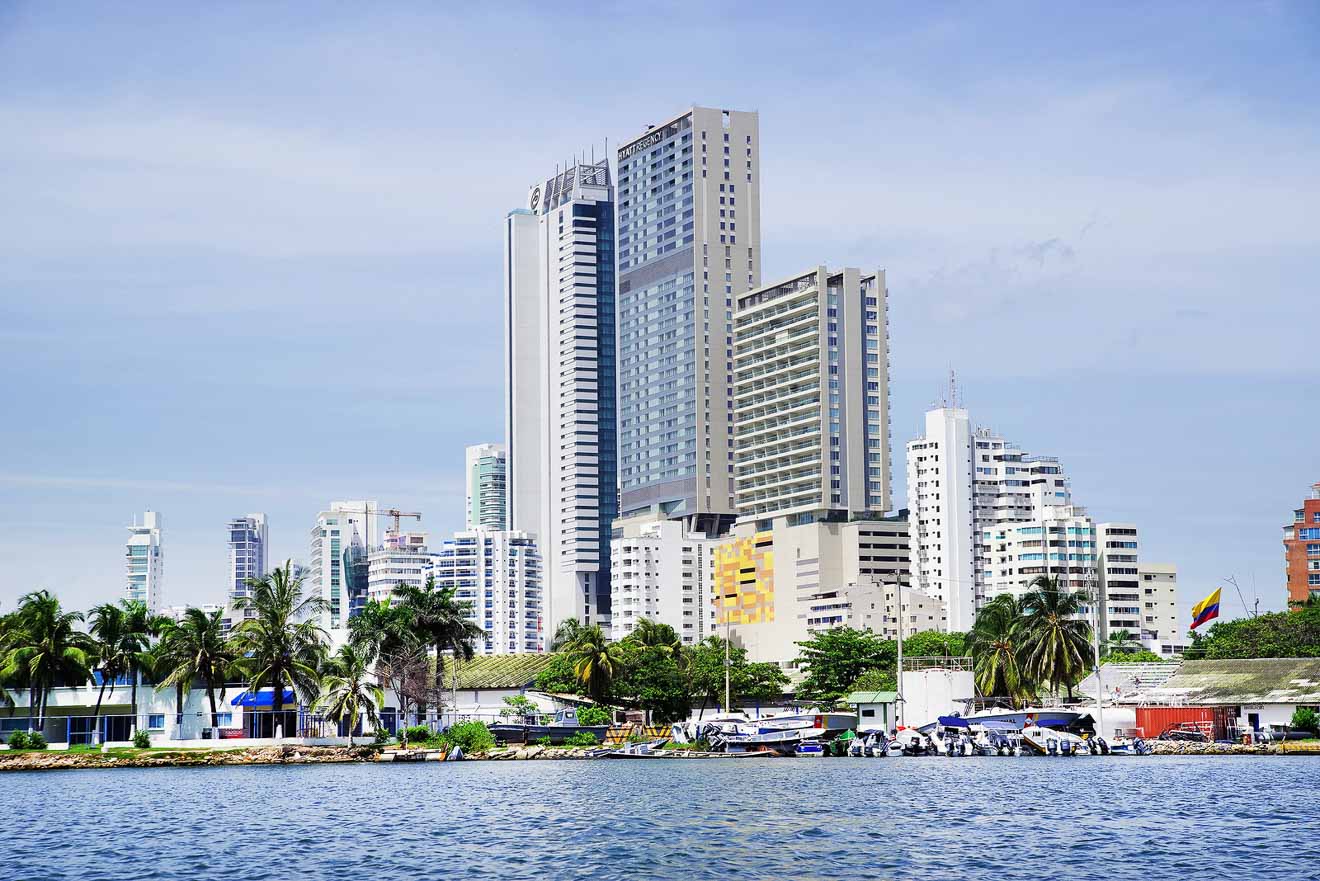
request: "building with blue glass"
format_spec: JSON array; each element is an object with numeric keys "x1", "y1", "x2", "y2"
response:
[
  {"x1": 615, "y1": 107, "x2": 761, "y2": 534},
  {"x1": 505, "y1": 159, "x2": 617, "y2": 637}
]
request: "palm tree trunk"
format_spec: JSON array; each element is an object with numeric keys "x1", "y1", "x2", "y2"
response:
[
  {"x1": 91, "y1": 678, "x2": 109, "y2": 745},
  {"x1": 129, "y1": 668, "x2": 139, "y2": 735},
  {"x1": 271, "y1": 667, "x2": 284, "y2": 740},
  {"x1": 433, "y1": 641, "x2": 445, "y2": 728},
  {"x1": 174, "y1": 681, "x2": 185, "y2": 740},
  {"x1": 207, "y1": 686, "x2": 219, "y2": 741}
]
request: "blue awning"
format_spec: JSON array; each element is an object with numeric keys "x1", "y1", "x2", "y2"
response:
[
  {"x1": 937, "y1": 715, "x2": 970, "y2": 728},
  {"x1": 231, "y1": 688, "x2": 296, "y2": 707}
]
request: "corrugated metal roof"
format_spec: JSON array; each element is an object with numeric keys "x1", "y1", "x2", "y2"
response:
[
  {"x1": 450, "y1": 654, "x2": 561, "y2": 690},
  {"x1": 846, "y1": 691, "x2": 898, "y2": 704},
  {"x1": 1141, "y1": 659, "x2": 1320, "y2": 705}
]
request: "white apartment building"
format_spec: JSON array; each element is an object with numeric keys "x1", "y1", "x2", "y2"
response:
[
  {"x1": 464, "y1": 443, "x2": 507, "y2": 530},
  {"x1": 732, "y1": 267, "x2": 891, "y2": 523},
  {"x1": 610, "y1": 510, "x2": 720, "y2": 646},
  {"x1": 616, "y1": 106, "x2": 762, "y2": 527},
  {"x1": 430, "y1": 530, "x2": 543, "y2": 655},
  {"x1": 907, "y1": 410, "x2": 1073, "y2": 631},
  {"x1": 1137, "y1": 562, "x2": 1185, "y2": 657},
  {"x1": 366, "y1": 531, "x2": 431, "y2": 603},
  {"x1": 125, "y1": 511, "x2": 163, "y2": 612},
  {"x1": 1095, "y1": 522, "x2": 1142, "y2": 642},
  {"x1": 979, "y1": 505, "x2": 1097, "y2": 606},
  {"x1": 906, "y1": 407, "x2": 974, "y2": 631},
  {"x1": 308, "y1": 501, "x2": 378, "y2": 633},
  {"x1": 830, "y1": 577, "x2": 946, "y2": 641},
  {"x1": 161, "y1": 603, "x2": 223, "y2": 622},
  {"x1": 225, "y1": 513, "x2": 267, "y2": 631},
  {"x1": 505, "y1": 159, "x2": 617, "y2": 638}
]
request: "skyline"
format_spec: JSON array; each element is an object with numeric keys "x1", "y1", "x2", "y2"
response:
[{"x1": 3, "y1": 3, "x2": 1318, "y2": 620}]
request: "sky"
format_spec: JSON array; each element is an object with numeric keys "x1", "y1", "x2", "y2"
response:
[{"x1": 2, "y1": 1, "x2": 1317, "y2": 624}]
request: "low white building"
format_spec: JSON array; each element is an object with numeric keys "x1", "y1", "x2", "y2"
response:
[
  {"x1": 1132, "y1": 658, "x2": 1320, "y2": 734},
  {"x1": 610, "y1": 510, "x2": 719, "y2": 645}
]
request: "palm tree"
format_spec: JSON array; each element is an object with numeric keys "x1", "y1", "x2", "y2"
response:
[
  {"x1": 118, "y1": 600, "x2": 167, "y2": 733},
  {"x1": 629, "y1": 618, "x2": 681, "y2": 655},
  {"x1": 550, "y1": 618, "x2": 588, "y2": 652},
  {"x1": 231, "y1": 561, "x2": 328, "y2": 735},
  {"x1": 317, "y1": 643, "x2": 384, "y2": 746},
  {"x1": 1104, "y1": 629, "x2": 1142, "y2": 657},
  {"x1": 1017, "y1": 576, "x2": 1094, "y2": 699},
  {"x1": 965, "y1": 594, "x2": 1031, "y2": 707},
  {"x1": 0, "y1": 591, "x2": 92, "y2": 731},
  {"x1": 348, "y1": 598, "x2": 411, "y2": 664},
  {"x1": 87, "y1": 603, "x2": 131, "y2": 743},
  {"x1": 156, "y1": 608, "x2": 235, "y2": 740},
  {"x1": 393, "y1": 577, "x2": 483, "y2": 720},
  {"x1": 563, "y1": 624, "x2": 624, "y2": 703}
]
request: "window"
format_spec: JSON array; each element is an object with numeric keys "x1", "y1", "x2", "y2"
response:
[{"x1": 147, "y1": 714, "x2": 166, "y2": 731}]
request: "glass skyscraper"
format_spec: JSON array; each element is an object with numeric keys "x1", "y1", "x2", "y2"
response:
[{"x1": 615, "y1": 107, "x2": 761, "y2": 532}]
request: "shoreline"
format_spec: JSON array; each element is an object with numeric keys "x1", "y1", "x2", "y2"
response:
[{"x1": 1, "y1": 740, "x2": 1316, "y2": 771}]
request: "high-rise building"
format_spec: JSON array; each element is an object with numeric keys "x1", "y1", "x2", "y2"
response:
[
  {"x1": 464, "y1": 444, "x2": 507, "y2": 530},
  {"x1": 978, "y1": 505, "x2": 1096, "y2": 606},
  {"x1": 830, "y1": 577, "x2": 945, "y2": 642},
  {"x1": 225, "y1": 513, "x2": 267, "y2": 630},
  {"x1": 431, "y1": 529, "x2": 543, "y2": 655},
  {"x1": 125, "y1": 511, "x2": 163, "y2": 612},
  {"x1": 907, "y1": 410, "x2": 1072, "y2": 631},
  {"x1": 1283, "y1": 481, "x2": 1320, "y2": 606},
  {"x1": 367, "y1": 531, "x2": 431, "y2": 603},
  {"x1": 1137, "y1": 562, "x2": 1185, "y2": 656},
  {"x1": 615, "y1": 106, "x2": 761, "y2": 529},
  {"x1": 505, "y1": 159, "x2": 617, "y2": 638},
  {"x1": 610, "y1": 510, "x2": 720, "y2": 646},
  {"x1": 1095, "y1": 522, "x2": 1142, "y2": 642},
  {"x1": 906, "y1": 407, "x2": 974, "y2": 631},
  {"x1": 732, "y1": 267, "x2": 891, "y2": 523},
  {"x1": 308, "y1": 501, "x2": 378, "y2": 633}
]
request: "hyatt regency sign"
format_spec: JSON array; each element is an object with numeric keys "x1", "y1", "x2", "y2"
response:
[{"x1": 617, "y1": 118, "x2": 686, "y2": 161}]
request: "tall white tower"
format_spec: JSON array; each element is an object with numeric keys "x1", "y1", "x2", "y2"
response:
[
  {"x1": 226, "y1": 513, "x2": 267, "y2": 629},
  {"x1": 907, "y1": 408, "x2": 975, "y2": 631},
  {"x1": 125, "y1": 511, "x2": 164, "y2": 612},
  {"x1": 464, "y1": 443, "x2": 507, "y2": 530}
]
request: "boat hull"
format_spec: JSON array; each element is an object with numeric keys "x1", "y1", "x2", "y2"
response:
[{"x1": 488, "y1": 723, "x2": 610, "y2": 745}]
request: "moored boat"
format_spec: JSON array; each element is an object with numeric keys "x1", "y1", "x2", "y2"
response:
[{"x1": 487, "y1": 707, "x2": 610, "y2": 745}]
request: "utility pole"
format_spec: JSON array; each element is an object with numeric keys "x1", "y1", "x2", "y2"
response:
[
  {"x1": 895, "y1": 577, "x2": 905, "y2": 729},
  {"x1": 1225, "y1": 575, "x2": 1257, "y2": 618}
]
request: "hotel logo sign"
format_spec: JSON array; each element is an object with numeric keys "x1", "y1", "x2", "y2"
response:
[{"x1": 617, "y1": 118, "x2": 687, "y2": 162}]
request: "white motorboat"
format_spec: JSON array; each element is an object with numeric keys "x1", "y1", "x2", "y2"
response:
[
  {"x1": 1022, "y1": 725, "x2": 1091, "y2": 756},
  {"x1": 738, "y1": 709, "x2": 858, "y2": 738},
  {"x1": 795, "y1": 739, "x2": 826, "y2": 757}
]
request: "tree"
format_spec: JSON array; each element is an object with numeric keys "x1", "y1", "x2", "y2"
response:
[
  {"x1": 87, "y1": 603, "x2": 130, "y2": 743},
  {"x1": 0, "y1": 591, "x2": 92, "y2": 731},
  {"x1": 155, "y1": 607, "x2": 235, "y2": 740},
  {"x1": 550, "y1": 619, "x2": 588, "y2": 652},
  {"x1": 1017, "y1": 577, "x2": 1094, "y2": 700},
  {"x1": 741, "y1": 662, "x2": 790, "y2": 704},
  {"x1": 118, "y1": 600, "x2": 168, "y2": 733},
  {"x1": 902, "y1": 630, "x2": 967, "y2": 658},
  {"x1": 1189, "y1": 604, "x2": 1320, "y2": 660},
  {"x1": 1103, "y1": 629, "x2": 1142, "y2": 657},
  {"x1": 615, "y1": 639, "x2": 689, "y2": 724},
  {"x1": 317, "y1": 643, "x2": 384, "y2": 746},
  {"x1": 231, "y1": 561, "x2": 328, "y2": 731},
  {"x1": 350, "y1": 598, "x2": 420, "y2": 730},
  {"x1": 1291, "y1": 706, "x2": 1319, "y2": 734},
  {"x1": 966, "y1": 594, "x2": 1031, "y2": 707},
  {"x1": 562, "y1": 624, "x2": 625, "y2": 703},
  {"x1": 795, "y1": 628, "x2": 896, "y2": 706},
  {"x1": 1100, "y1": 649, "x2": 1165, "y2": 664},
  {"x1": 533, "y1": 653, "x2": 581, "y2": 695},
  {"x1": 630, "y1": 619, "x2": 682, "y2": 656},
  {"x1": 684, "y1": 636, "x2": 789, "y2": 715},
  {"x1": 393, "y1": 577, "x2": 484, "y2": 718}
]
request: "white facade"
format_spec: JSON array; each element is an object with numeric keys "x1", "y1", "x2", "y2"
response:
[
  {"x1": 979, "y1": 505, "x2": 1097, "y2": 606},
  {"x1": 309, "y1": 500, "x2": 378, "y2": 633},
  {"x1": 505, "y1": 160, "x2": 617, "y2": 639},
  {"x1": 125, "y1": 511, "x2": 163, "y2": 612},
  {"x1": 907, "y1": 411, "x2": 1074, "y2": 631},
  {"x1": 464, "y1": 443, "x2": 507, "y2": 530},
  {"x1": 610, "y1": 510, "x2": 719, "y2": 645},
  {"x1": 906, "y1": 408, "x2": 974, "y2": 631},
  {"x1": 732, "y1": 267, "x2": 891, "y2": 523},
  {"x1": 366, "y1": 531, "x2": 431, "y2": 603},
  {"x1": 1138, "y1": 562, "x2": 1185, "y2": 656},
  {"x1": 225, "y1": 513, "x2": 267, "y2": 630},
  {"x1": 160, "y1": 603, "x2": 223, "y2": 622},
  {"x1": 431, "y1": 530, "x2": 543, "y2": 655},
  {"x1": 832, "y1": 577, "x2": 945, "y2": 641},
  {"x1": 1095, "y1": 522, "x2": 1142, "y2": 643}
]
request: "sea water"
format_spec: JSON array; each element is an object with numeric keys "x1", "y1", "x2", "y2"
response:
[{"x1": 1, "y1": 756, "x2": 1313, "y2": 880}]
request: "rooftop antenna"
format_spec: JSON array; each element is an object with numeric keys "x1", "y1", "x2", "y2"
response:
[
  {"x1": 949, "y1": 368, "x2": 959, "y2": 409},
  {"x1": 1225, "y1": 574, "x2": 1258, "y2": 617}
]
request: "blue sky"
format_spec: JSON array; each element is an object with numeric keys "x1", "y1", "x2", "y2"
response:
[{"x1": 2, "y1": 2, "x2": 1317, "y2": 623}]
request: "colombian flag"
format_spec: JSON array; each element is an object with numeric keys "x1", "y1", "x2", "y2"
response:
[{"x1": 1191, "y1": 588, "x2": 1222, "y2": 629}]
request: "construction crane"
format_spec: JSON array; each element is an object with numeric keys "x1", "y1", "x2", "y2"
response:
[{"x1": 332, "y1": 505, "x2": 422, "y2": 539}]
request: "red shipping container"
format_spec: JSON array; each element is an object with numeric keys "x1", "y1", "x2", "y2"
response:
[{"x1": 1136, "y1": 706, "x2": 1234, "y2": 740}]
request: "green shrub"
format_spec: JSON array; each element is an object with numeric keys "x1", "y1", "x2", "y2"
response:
[
  {"x1": 576, "y1": 705, "x2": 610, "y2": 727},
  {"x1": 535, "y1": 735, "x2": 553, "y2": 746},
  {"x1": 132, "y1": 730, "x2": 150, "y2": 749},
  {"x1": 565, "y1": 731, "x2": 599, "y2": 747},
  {"x1": 6, "y1": 731, "x2": 31, "y2": 750},
  {"x1": 402, "y1": 725, "x2": 434, "y2": 745},
  {"x1": 26, "y1": 732, "x2": 48, "y2": 750},
  {"x1": 445, "y1": 721, "x2": 495, "y2": 753},
  {"x1": 372, "y1": 728, "x2": 393, "y2": 747},
  {"x1": 1292, "y1": 707, "x2": 1319, "y2": 733}
]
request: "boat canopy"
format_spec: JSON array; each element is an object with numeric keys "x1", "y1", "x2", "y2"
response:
[
  {"x1": 231, "y1": 688, "x2": 296, "y2": 707},
  {"x1": 937, "y1": 715, "x2": 970, "y2": 728}
]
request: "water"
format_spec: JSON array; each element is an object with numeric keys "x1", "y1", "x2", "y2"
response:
[{"x1": 2, "y1": 757, "x2": 1315, "y2": 880}]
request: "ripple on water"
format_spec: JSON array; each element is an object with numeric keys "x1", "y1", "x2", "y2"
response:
[{"x1": 1, "y1": 757, "x2": 1319, "y2": 881}]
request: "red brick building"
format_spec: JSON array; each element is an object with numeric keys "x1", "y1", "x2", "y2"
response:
[{"x1": 1284, "y1": 482, "x2": 1320, "y2": 607}]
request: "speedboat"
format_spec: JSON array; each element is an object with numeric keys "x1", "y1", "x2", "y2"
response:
[
  {"x1": 738, "y1": 709, "x2": 858, "y2": 738},
  {"x1": 487, "y1": 707, "x2": 610, "y2": 745},
  {"x1": 959, "y1": 706, "x2": 1088, "y2": 732},
  {"x1": 795, "y1": 740, "x2": 826, "y2": 757},
  {"x1": 890, "y1": 727, "x2": 930, "y2": 756},
  {"x1": 1022, "y1": 725, "x2": 1090, "y2": 756},
  {"x1": 606, "y1": 739, "x2": 669, "y2": 759},
  {"x1": 715, "y1": 727, "x2": 804, "y2": 756},
  {"x1": 670, "y1": 712, "x2": 751, "y2": 744}
]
